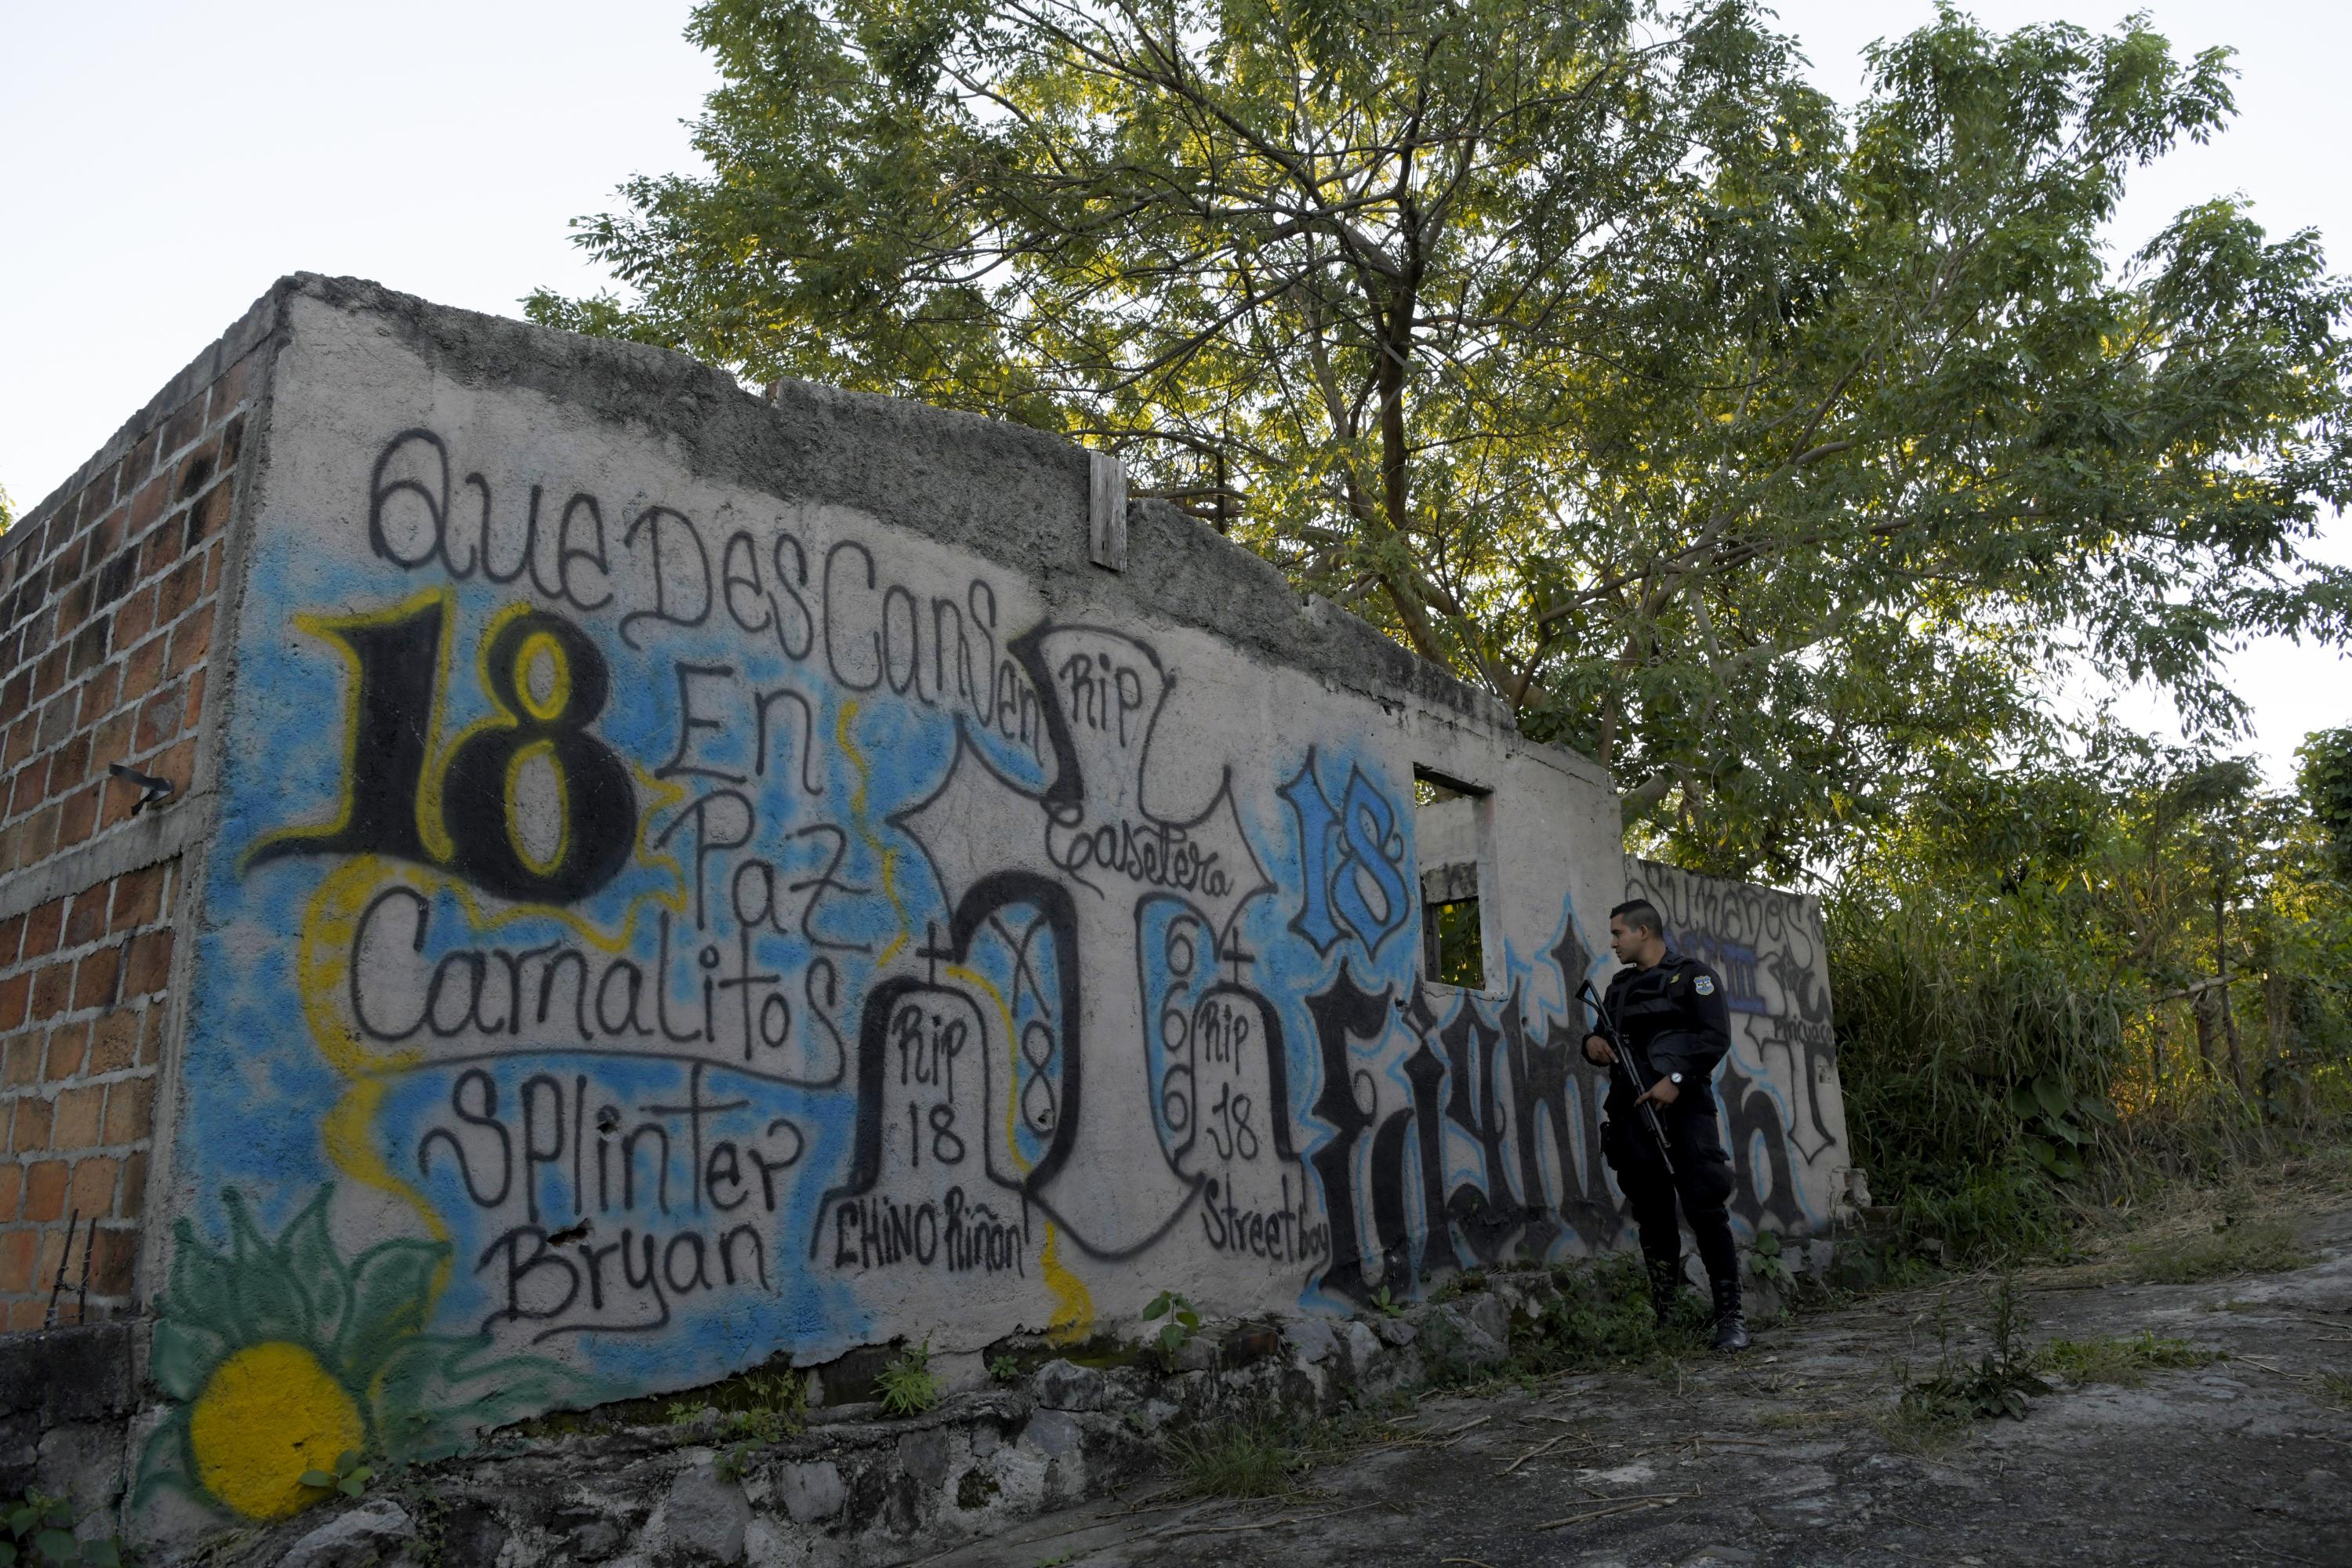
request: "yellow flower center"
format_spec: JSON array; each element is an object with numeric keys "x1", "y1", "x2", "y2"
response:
[{"x1": 189, "y1": 1341, "x2": 365, "y2": 1519}]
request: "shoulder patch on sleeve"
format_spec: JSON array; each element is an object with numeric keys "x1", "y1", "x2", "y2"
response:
[{"x1": 1693, "y1": 975, "x2": 1715, "y2": 996}]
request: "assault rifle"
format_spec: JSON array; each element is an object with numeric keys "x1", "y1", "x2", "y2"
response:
[{"x1": 1577, "y1": 978, "x2": 1676, "y2": 1178}]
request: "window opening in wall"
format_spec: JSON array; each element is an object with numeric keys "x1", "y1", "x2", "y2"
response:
[{"x1": 1414, "y1": 767, "x2": 1492, "y2": 990}]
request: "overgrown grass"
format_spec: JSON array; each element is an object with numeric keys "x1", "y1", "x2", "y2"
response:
[
  {"x1": 1829, "y1": 895, "x2": 2107, "y2": 1264},
  {"x1": 2123, "y1": 1218, "x2": 2313, "y2": 1283},
  {"x1": 2034, "y1": 1332, "x2": 2219, "y2": 1386},
  {"x1": 1829, "y1": 884, "x2": 2352, "y2": 1276},
  {"x1": 1163, "y1": 1414, "x2": 1308, "y2": 1498},
  {"x1": 1497, "y1": 1254, "x2": 1711, "y2": 1378},
  {"x1": 1872, "y1": 1376, "x2": 1972, "y2": 1455}
]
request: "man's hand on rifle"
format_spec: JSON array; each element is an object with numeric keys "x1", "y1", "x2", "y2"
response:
[
  {"x1": 1638, "y1": 1076, "x2": 1682, "y2": 1108},
  {"x1": 1582, "y1": 1033, "x2": 1616, "y2": 1067}
]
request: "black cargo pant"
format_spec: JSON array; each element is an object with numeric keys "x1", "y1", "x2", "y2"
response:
[{"x1": 1600, "y1": 1088, "x2": 1739, "y2": 1288}]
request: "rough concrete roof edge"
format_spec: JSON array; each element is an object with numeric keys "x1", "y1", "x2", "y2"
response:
[
  {"x1": 4, "y1": 277, "x2": 297, "y2": 559},
  {"x1": 9, "y1": 272, "x2": 1611, "y2": 792},
  {"x1": 1628, "y1": 853, "x2": 1823, "y2": 909}
]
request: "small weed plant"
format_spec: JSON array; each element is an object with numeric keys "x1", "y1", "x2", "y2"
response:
[
  {"x1": 720, "y1": 1370, "x2": 806, "y2": 1442},
  {"x1": 2, "y1": 1492, "x2": 126, "y2": 1567},
  {"x1": 878, "y1": 1340, "x2": 942, "y2": 1416},
  {"x1": 1748, "y1": 1229, "x2": 1794, "y2": 1290},
  {"x1": 1896, "y1": 1272, "x2": 2049, "y2": 1427},
  {"x1": 1142, "y1": 1290, "x2": 1202, "y2": 1369},
  {"x1": 2317, "y1": 1371, "x2": 2352, "y2": 1409},
  {"x1": 299, "y1": 1448, "x2": 374, "y2": 1500},
  {"x1": 987, "y1": 1354, "x2": 1022, "y2": 1383},
  {"x1": 1370, "y1": 1284, "x2": 1405, "y2": 1318}
]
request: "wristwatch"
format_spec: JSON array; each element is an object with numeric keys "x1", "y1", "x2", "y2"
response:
[{"x1": 1668, "y1": 1072, "x2": 1685, "y2": 1085}]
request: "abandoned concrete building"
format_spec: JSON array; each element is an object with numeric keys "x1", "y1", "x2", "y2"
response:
[{"x1": 0, "y1": 276, "x2": 1849, "y2": 1559}]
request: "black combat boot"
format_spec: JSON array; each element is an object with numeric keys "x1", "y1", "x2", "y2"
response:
[
  {"x1": 1645, "y1": 1254, "x2": 1683, "y2": 1328},
  {"x1": 1710, "y1": 1275, "x2": 1750, "y2": 1353}
]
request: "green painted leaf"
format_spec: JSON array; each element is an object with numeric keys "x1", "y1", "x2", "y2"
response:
[
  {"x1": 161, "y1": 1218, "x2": 243, "y2": 1341},
  {"x1": 373, "y1": 1334, "x2": 596, "y2": 1462},
  {"x1": 281, "y1": 1188, "x2": 354, "y2": 1348},
  {"x1": 220, "y1": 1189, "x2": 315, "y2": 1344},
  {"x1": 339, "y1": 1238, "x2": 448, "y2": 1384},
  {"x1": 129, "y1": 1414, "x2": 198, "y2": 1510},
  {"x1": 149, "y1": 1318, "x2": 229, "y2": 1403}
]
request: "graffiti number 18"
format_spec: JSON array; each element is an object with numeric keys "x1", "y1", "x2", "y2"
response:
[{"x1": 255, "y1": 593, "x2": 638, "y2": 904}]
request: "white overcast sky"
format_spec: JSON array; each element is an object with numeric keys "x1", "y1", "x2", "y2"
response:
[{"x1": 3, "y1": 2, "x2": 2345, "y2": 782}]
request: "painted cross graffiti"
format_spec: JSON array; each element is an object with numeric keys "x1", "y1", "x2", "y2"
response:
[{"x1": 849, "y1": 624, "x2": 1276, "y2": 1258}]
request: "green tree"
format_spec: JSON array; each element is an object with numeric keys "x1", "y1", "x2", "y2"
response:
[
  {"x1": 1830, "y1": 730, "x2": 2352, "y2": 1258},
  {"x1": 533, "y1": 2, "x2": 2352, "y2": 878},
  {"x1": 2302, "y1": 726, "x2": 2352, "y2": 881}
]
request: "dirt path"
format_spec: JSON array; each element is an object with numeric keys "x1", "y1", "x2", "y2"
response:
[{"x1": 929, "y1": 1203, "x2": 2352, "y2": 1567}]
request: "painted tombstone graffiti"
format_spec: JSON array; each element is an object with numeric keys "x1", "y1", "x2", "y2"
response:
[
  {"x1": 132, "y1": 292, "x2": 1843, "y2": 1526},
  {"x1": 1622, "y1": 857, "x2": 1852, "y2": 1238}
]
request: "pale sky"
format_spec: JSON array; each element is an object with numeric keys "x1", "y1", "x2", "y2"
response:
[{"x1": 3, "y1": 1, "x2": 2344, "y2": 782}]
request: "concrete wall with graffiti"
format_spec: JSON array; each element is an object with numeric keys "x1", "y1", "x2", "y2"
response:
[
  {"x1": 87, "y1": 277, "x2": 1848, "y2": 1534},
  {"x1": 1622, "y1": 857, "x2": 1853, "y2": 1240}
]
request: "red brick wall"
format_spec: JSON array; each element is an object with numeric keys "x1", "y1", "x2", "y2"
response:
[
  {"x1": 0, "y1": 863, "x2": 176, "y2": 1328},
  {"x1": 0, "y1": 328, "x2": 262, "y2": 1330}
]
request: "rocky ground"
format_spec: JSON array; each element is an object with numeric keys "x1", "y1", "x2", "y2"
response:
[{"x1": 928, "y1": 1200, "x2": 2352, "y2": 1568}]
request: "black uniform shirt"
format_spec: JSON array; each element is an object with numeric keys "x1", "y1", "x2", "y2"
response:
[{"x1": 1600, "y1": 946, "x2": 1734, "y2": 1093}]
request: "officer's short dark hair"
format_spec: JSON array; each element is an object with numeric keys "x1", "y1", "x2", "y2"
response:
[{"x1": 1610, "y1": 898, "x2": 1663, "y2": 937}]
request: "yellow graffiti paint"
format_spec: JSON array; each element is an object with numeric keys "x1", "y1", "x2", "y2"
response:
[
  {"x1": 1038, "y1": 1224, "x2": 1092, "y2": 1344},
  {"x1": 245, "y1": 586, "x2": 459, "y2": 870},
  {"x1": 189, "y1": 1341, "x2": 364, "y2": 1520},
  {"x1": 291, "y1": 772, "x2": 692, "y2": 1265},
  {"x1": 421, "y1": 598, "x2": 547, "y2": 863},
  {"x1": 297, "y1": 857, "x2": 423, "y2": 1080},
  {"x1": 501, "y1": 737, "x2": 569, "y2": 878},
  {"x1": 953, "y1": 962, "x2": 1095, "y2": 1343},
  {"x1": 838, "y1": 699, "x2": 913, "y2": 966},
  {"x1": 513, "y1": 628, "x2": 572, "y2": 721}
]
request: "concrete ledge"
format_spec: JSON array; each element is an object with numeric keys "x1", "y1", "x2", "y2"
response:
[{"x1": 0, "y1": 1319, "x2": 140, "y2": 1512}]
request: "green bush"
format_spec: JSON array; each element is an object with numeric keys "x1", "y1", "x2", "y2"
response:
[{"x1": 2, "y1": 1492, "x2": 126, "y2": 1567}]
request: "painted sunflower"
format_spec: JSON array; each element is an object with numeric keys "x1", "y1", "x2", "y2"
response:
[{"x1": 137, "y1": 1185, "x2": 588, "y2": 1521}]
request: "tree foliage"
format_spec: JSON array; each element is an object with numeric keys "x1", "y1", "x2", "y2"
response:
[
  {"x1": 532, "y1": 1, "x2": 2352, "y2": 877},
  {"x1": 2302, "y1": 726, "x2": 2352, "y2": 881},
  {"x1": 1831, "y1": 728, "x2": 2352, "y2": 1258}
]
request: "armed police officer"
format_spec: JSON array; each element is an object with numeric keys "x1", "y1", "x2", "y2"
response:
[{"x1": 1583, "y1": 898, "x2": 1748, "y2": 1352}]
